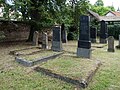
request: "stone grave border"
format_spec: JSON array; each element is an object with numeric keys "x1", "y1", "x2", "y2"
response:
[
  {"x1": 34, "y1": 61, "x2": 101, "y2": 88},
  {"x1": 15, "y1": 52, "x2": 63, "y2": 67},
  {"x1": 92, "y1": 44, "x2": 107, "y2": 48},
  {"x1": 9, "y1": 46, "x2": 42, "y2": 55}
]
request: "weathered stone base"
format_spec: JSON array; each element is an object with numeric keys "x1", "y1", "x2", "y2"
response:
[
  {"x1": 77, "y1": 48, "x2": 91, "y2": 58},
  {"x1": 100, "y1": 38, "x2": 107, "y2": 44},
  {"x1": 91, "y1": 39, "x2": 96, "y2": 43},
  {"x1": 107, "y1": 49, "x2": 115, "y2": 52},
  {"x1": 15, "y1": 52, "x2": 63, "y2": 67},
  {"x1": 51, "y1": 41, "x2": 62, "y2": 51}
]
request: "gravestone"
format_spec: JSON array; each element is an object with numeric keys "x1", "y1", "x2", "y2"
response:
[
  {"x1": 119, "y1": 35, "x2": 120, "y2": 46},
  {"x1": 100, "y1": 20, "x2": 108, "y2": 43},
  {"x1": 77, "y1": 15, "x2": 91, "y2": 58},
  {"x1": 107, "y1": 36, "x2": 115, "y2": 52},
  {"x1": 42, "y1": 32, "x2": 48, "y2": 49},
  {"x1": 51, "y1": 26, "x2": 62, "y2": 51},
  {"x1": 33, "y1": 31, "x2": 39, "y2": 46},
  {"x1": 90, "y1": 27, "x2": 97, "y2": 43},
  {"x1": 61, "y1": 24, "x2": 67, "y2": 43}
]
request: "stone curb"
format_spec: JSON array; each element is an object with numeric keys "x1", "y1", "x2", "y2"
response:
[
  {"x1": 10, "y1": 46, "x2": 41, "y2": 55},
  {"x1": 15, "y1": 52, "x2": 63, "y2": 67},
  {"x1": 83, "y1": 61, "x2": 102, "y2": 88}
]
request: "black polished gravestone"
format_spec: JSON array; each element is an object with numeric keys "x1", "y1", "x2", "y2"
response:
[
  {"x1": 100, "y1": 20, "x2": 108, "y2": 43},
  {"x1": 51, "y1": 26, "x2": 62, "y2": 51},
  {"x1": 77, "y1": 15, "x2": 91, "y2": 58},
  {"x1": 90, "y1": 27, "x2": 97, "y2": 43}
]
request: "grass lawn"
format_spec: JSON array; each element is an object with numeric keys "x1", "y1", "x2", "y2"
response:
[
  {"x1": 40, "y1": 54, "x2": 97, "y2": 80},
  {"x1": 0, "y1": 40, "x2": 120, "y2": 90}
]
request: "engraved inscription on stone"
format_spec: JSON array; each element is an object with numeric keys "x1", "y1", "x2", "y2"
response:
[{"x1": 80, "y1": 23, "x2": 88, "y2": 35}]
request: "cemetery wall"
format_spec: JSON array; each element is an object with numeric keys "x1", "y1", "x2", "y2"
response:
[
  {"x1": 0, "y1": 21, "x2": 30, "y2": 42},
  {"x1": 0, "y1": 21, "x2": 52, "y2": 42}
]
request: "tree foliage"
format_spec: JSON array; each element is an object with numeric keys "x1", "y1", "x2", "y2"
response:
[
  {"x1": 90, "y1": 0, "x2": 115, "y2": 16},
  {"x1": 94, "y1": 0, "x2": 104, "y2": 6}
]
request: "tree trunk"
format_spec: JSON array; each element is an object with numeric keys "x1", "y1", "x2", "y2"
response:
[
  {"x1": 27, "y1": 0, "x2": 40, "y2": 42},
  {"x1": 26, "y1": 25, "x2": 36, "y2": 42}
]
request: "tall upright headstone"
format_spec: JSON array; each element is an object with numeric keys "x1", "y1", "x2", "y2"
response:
[
  {"x1": 42, "y1": 32, "x2": 48, "y2": 49},
  {"x1": 90, "y1": 27, "x2": 97, "y2": 43},
  {"x1": 33, "y1": 31, "x2": 39, "y2": 46},
  {"x1": 51, "y1": 26, "x2": 62, "y2": 51},
  {"x1": 107, "y1": 36, "x2": 115, "y2": 52},
  {"x1": 61, "y1": 24, "x2": 67, "y2": 43},
  {"x1": 100, "y1": 20, "x2": 108, "y2": 43},
  {"x1": 77, "y1": 15, "x2": 91, "y2": 58}
]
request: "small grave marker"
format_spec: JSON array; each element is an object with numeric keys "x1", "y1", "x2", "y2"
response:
[
  {"x1": 33, "y1": 31, "x2": 39, "y2": 46},
  {"x1": 108, "y1": 36, "x2": 115, "y2": 52},
  {"x1": 42, "y1": 32, "x2": 48, "y2": 49}
]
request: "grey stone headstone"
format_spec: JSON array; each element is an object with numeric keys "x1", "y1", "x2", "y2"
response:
[
  {"x1": 107, "y1": 36, "x2": 115, "y2": 52},
  {"x1": 90, "y1": 27, "x2": 97, "y2": 43},
  {"x1": 42, "y1": 32, "x2": 48, "y2": 49},
  {"x1": 33, "y1": 31, "x2": 39, "y2": 46},
  {"x1": 51, "y1": 26, "x2": 62, "y2": 51},
  {"x1": 100, "y1": 20, "x2": 108, "y2": 43},
  {"x1": 77, "y1": 15, "x2": 91, "y2": 58}
]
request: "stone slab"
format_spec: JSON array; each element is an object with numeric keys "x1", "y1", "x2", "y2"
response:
[
  {"x1": 15, "y1": 52, "x2": 63, "y2": 67},
  {"x1": 77, "y1": 48, "x2": 91, "y2": 58}
]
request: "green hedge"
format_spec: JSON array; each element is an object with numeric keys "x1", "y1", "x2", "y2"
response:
[{"x1": 108, "y1": 24, "x2": 120, "y2": 39}]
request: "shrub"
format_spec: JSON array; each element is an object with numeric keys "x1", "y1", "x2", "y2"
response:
[{"x1": 108, "y1": 24, "x2": 120, "y2": 39}]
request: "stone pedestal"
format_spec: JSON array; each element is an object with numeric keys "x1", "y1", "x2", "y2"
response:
[
  {"x1": 51, "y1": 26, "x2": 62, "y2": 51},
  {"x1": 77, "y1": 48, "x2": 91, "y2": 58},
  {"x1": 100, "y1": 20, "x2": 108, "y2": 44},
  {"x1": 107, "y1": 36, "x2": 115, "y2": 52},
  {"x1": 77, "y1": 15, "x2": 91, "y2": 58},
  {"x1": 42, "y1": 32, "x2": 48, "y2": 49},
  {"x1": 33, "y1": 31, "x2": 39, "y2": 46}
]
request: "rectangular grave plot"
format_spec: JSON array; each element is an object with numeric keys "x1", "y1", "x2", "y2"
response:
[
  {"x1": 16, "y1": 48, "x2": 43, "y2": 56},
  {"x1": 35, "y1": 55, "x2": 101, "y2": 88},
  {"x1": 10, "y1": 46, "x2": 41, "y2": 55},
  {"x1": 15, "y1": 51, "x2": 63, "y2": 67},
  {"x1": 20, "y1": 50, "x2": 61, "y2": 61}
]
